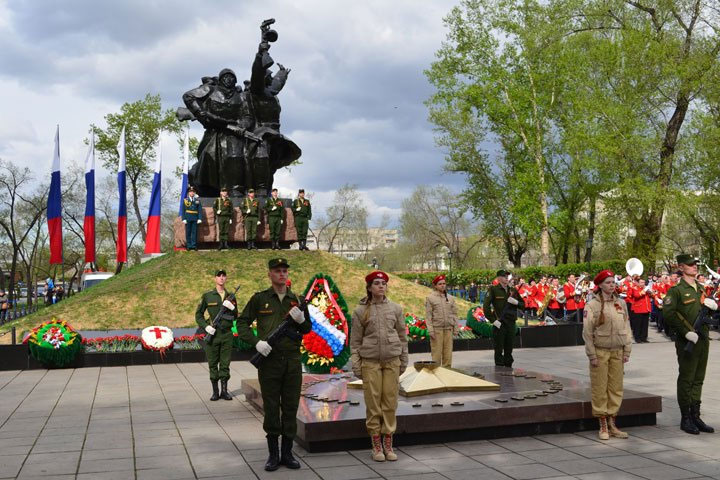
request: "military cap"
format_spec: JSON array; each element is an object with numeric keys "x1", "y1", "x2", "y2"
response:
[
  {"x1": 188, "y1": 186, "x2": 196, "y2": 193},
  {"x1": 496, "y1": 269, "x2": 510, "y2": 277},
  {"x1": 676, "y1": 254, "x2": 699, "y2": 265},
  {"x1": 298, "y1": 188, "x2": 305, "y2": 193},
  {"x1": 365, "y1": 271, "x2": 389, "y2": 283},
  {"x1": 215, "y1": 269, "x2": 227, "y2": 277},
  {"x1": 220, "y1": 187, "x2": 228, "y2": 192},
  {"x1": 247, "y1": 189, "x2": 255, "y2": 194},
  {"x1": 268, "y1": 257, "x2": 290, "y2": 269}
]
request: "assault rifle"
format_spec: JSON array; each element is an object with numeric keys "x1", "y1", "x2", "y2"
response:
[
  {"x1": 684, "y1": 294, "x2": 720, "y2": 354},
  {"x1": 205, "y1": 284, "x2": 242, "y2": 345},
  {"x1": 250, "y1": 298, "x2": 309, "y2": 368}
]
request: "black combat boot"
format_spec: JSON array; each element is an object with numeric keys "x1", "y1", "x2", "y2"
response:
[
  {"x1": 217, "y1": 242, "x2": 222, "y2": 251},
  {"x1": 253, "y1": 241, "x2": 259, "y2": 250},
  {"x1": 220, "y1": 380, "x2": 232, "y2": 401},
  {"x1": 691, "y1": 403, "x2": 715, "y2": 433},
  {"x1": 280, "y1": 436, "x2": 301, "y2": 469},
  {"x1": 247, "y1": 241, "x2": 252, "y2": 251},
  {"x1": 210, "y1": 381, "x2": 220, "y2": 401},
  {"x1": 265, "y1": 435, "x2": 280, "y2": 471},
  {"x1": 681, "y1": 406, "x2": 700, "y2": 434}
]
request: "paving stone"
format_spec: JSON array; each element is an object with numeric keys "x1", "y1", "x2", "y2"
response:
[
  {"x1": 303, "y1": 453, "x2": 364, "y2": 468},
  {"x1": 315, "y1": 464, "x2": 379, "y2": 480},
  {"x1": 0, "y1": 454, "x2": 26, "y2": 478},
  {"x1": 494, "y1": 463, "x2": 566, "y2": 479},
  {"x1": 595, "y1": 454, "x2": 665, "y2": 470},
  {"x1": 78, "y1": 457, "x2": 135, "y2": 473},
  {"x1": 625, "y1": 464, "x2": 701, "y2": 480},
  {"x1": 548, "y1": 459, "x2": 616, "y2": 475},
  {"x1": 473, "y1": 452, "x2": 536, "y2": 467}
]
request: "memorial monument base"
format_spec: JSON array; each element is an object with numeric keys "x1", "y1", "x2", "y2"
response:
[{"x1": 241, "y1": 365, "x2": 662, "y2": 452}]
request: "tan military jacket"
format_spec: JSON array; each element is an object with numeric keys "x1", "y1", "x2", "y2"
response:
[
  {"x1": 350, "y1": 297, "x2": 408, "y2": 370},
  {"x1": 425, "y1": 290, "x2": 458, "y2": 333},
  {"x1": 582, "y1": 294, "x2": 633, "y2": 360}
]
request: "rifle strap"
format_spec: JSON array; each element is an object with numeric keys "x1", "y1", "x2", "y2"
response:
[{"x1": 676, "y1": 311, "x2": 695, "y2": 332}]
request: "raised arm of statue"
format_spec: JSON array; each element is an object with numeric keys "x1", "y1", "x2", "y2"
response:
[{"x1": 266, "y1": 64, "x2": 290, "y2": 96}]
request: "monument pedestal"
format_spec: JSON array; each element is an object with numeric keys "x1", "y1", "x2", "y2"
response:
[{"x1": 241, "y1": 365, "x2": 662, "y2": 452}]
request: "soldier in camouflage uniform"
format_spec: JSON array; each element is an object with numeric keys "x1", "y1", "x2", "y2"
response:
[{"x1": 236, "y1": 258, "x2": 311, "y2": 471}]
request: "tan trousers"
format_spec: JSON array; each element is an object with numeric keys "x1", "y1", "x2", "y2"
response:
[
  {"x1": 589, "y1": 347, "x2": 624, "y2": 417},
  {"x1": 430, "y1": 328, "x2": 453, "y2": 367},
  {"x1": 361, "y1": 357, "x2": 401, "y2": 435}
]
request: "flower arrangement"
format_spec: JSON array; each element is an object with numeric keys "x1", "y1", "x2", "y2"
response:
[
  {"x1": 83, "y1": 334, "x2": 140, "y2": 353},
  {"x1": 140, "y1": 326, "x2": 174, "y2": 354},
  {"x1": 24, "y1": 319, "x2": 83, "y2": 367},
  {"x1": 174, "y1": 334, "x2": 205, "y2": 350},
  {"x1": 405, "y1": 313, "x2": 429, "y2": 341},
  {"x1": 233, "y1": 320, "x2": 257, "y2": 351},
  {"x1": 466, "y1": 306, "x2": 519, "y2": 337},
  {"x1": 300, "y1": 273, "x2": 351, "y2": 373}
]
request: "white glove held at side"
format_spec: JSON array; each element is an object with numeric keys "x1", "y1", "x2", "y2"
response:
[
  {"x1": 493, "y1": 320, "x2": 502, "y2": 329},
  {"x1": 657, "y1": 299, "x2": 663, "y2": 305},
  {"x1": 229, "y1": 219, "x2": 232, "y2": 224},
  {"x1": 256, "y1": 340, "x2": 272, "y2": 356},
  {"x1": 289, "y1": 306, "x2": 305, "y2": 324},
  {"x1": 272, "y1": 206, "x2": 277, "y2": 211},
  {"x1": 197, "y1": 219, "x2": 202, "y2": 224},
  {"x1": 205, "y1": 325, "x2": 216, "y2": 335},
  {"x1": 217, "y1": 210, "x2": 221, "y2": 214},
  {"x1": 182, "y1": 220, "x2": 187, "y2": 224},
  {"x1": 222, "y1": 300, "x2": 235, "y2": 311},
  {"x1": 685, "y1": 332, "x2": 699, "y2": 344},
  {"x1": 257, "y1": 221, "x2": 261, "y2": 225},
  {"x1": 296, "y1": 207, "x2": 301, "y2": 211},
  {"x1": 704, "y1": 298, "x2": 718, "y2": 311},
  {"x1": 507, "y1": 297, "x2": 519, "y2": 306}
]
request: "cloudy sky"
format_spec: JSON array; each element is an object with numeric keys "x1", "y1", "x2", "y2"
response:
[{"x1": 0, "y1": 0, "x2": 465, "y2": 226}]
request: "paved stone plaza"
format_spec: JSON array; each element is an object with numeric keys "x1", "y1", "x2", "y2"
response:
[{"x1": 3, "y1": 330, "x2": 720, "y2": 480}]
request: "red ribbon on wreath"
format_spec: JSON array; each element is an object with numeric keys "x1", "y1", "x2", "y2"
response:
[{"x1": 304, "y1": 277, "x2": 349, "y2": 343}]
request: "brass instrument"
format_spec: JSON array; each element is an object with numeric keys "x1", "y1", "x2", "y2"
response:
[
  {"x1": 626, "y1": 257, "x2": 643, "y2": 277},
  {"x1": 537, "y1": 284, "x2": 553, "y2": 316},
  {"x1": 556, "y1": 286, "x2": 566, "y2": 304}
]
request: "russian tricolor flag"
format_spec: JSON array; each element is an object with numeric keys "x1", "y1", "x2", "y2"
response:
[
  {"x1": 116, "y1": 126, "x2": 127, "y2": 264},
  {"x1": 48, "y1": 126, "x2": 63, "y2": 265},
  {"x1": 83, "y1": 134, "x2": 96, "y2": 264},
  {"x1": 178, "y1": 129, "x2": 189, "y2": 216},
  {"x1": 144, "y1": 138, "x2": 162, "y2": 254}
]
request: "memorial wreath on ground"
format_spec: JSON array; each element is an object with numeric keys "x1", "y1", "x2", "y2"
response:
[{"x1": 25, "y1": 319, "x2": 83, "y2": 367}]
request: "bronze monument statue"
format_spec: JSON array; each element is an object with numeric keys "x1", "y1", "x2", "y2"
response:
[{"x1": 178, "y1": 19, "x2": 301, "y2": 197}]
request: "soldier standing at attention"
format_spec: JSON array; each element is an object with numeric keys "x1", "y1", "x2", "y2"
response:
[
  {"x1": 214, "y1": 187, "x2": 234, "y2": 250},
  {"x1": 425, "y1": 274, "x2": 458, "y2": 368},
  {"x1": 483, "y1": 270, "x2": 524, "y2": 367},
  {"x1": 182, "y1": 186, "x2": 202, "y2": 251},
  {"x1": 242, "y1": 189, "x2": 260, "y2": 250},
  {"x1": 265, "y1": 188, "x2": 286, "y2": 250},
  {"x1": 664, "y1": 254, "x2": 718, "y2": 435},
  {"x1": 293, "y1": 189, "x2": 312, "y2": 250},
  {"x1": 195, "y1": 270, "x2": 237, "y2": 401},
  {"x1": 236, "y1": 258, "x2": 311, "y2": 471}
]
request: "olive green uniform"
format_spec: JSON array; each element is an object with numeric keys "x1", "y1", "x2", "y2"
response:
[
  {"x1": 292, "y1": 198, "x2": 311, "y2": 242},
  {"x1": 483, "y1": 284, "x2": 524, "y2": 367},
  {"x1": 242, "y1": 196, "x2": 260, "y2": 242},
  {"x1": 237, "y1": 287, "x2": 312, "y2": 438},
  {"x1": 265, "y1": 197, "x2": 286, "y2": 243},
  {"x1": 196, "y1": 289, "x2": 237, "y2": 382},
  {"x1": 214, "y1": 196, "x2": 234, "y2": 242},
  {"x1": 663, "y1": 278, "x2": 709, "y2": 410}
]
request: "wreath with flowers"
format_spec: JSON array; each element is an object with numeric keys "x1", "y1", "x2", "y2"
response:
[
  {"x1": 24, "y1": 319, "x2": 83, "y2": 367},
  {"x1": 232, "y1": 320, "x2": 258, "y2": 351},
  {"x1": 405, "y1": 313, "x2": 429, "y2": 341},
  {"x1": 140, "y1": 326, "x2": 174, "y2": 354},
  {"x1": 300, "y1": 273, "x2": 351, "y2": 373},
  {"x1": 466, "y1": 306, "x2": 519, "y2": 337}
]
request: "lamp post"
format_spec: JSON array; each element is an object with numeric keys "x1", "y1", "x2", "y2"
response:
[{"x1": 447, "y1": 250, "x2": 454, "y2": 295}]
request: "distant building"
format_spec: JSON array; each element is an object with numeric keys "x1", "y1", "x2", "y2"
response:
[{"x1": 308, "y1": 228, "x2": 398, "y2": 261}]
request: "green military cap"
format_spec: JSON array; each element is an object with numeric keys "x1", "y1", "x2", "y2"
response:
[
  {"x1": 676, "y1": 254, "x2": 699, "y2": 265},
  {"x1": 247, "y1": 189, "x2": 255, "y2": 194},
  {"x1": 215, "y1": 269, "x2": 227, "y2": 276},
  {"x1": 268, "y1": 257, "x2": 290, "y2": 269},
  {"x1": 496, "y1": 269, "x2": 510, "y2": 277}
]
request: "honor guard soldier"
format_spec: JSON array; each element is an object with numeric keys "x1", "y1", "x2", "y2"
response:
[
  {"x1": 265, "y1": 188, "x2": 286, "y2": 250},
  {"x1": 292, "y1": 189, "x2": 312, "y2": 250},
  {"x1": 664, "y1": 254, "x2": 718, "y2": 434},
  {"x1": 195, "y1": 270, "x2": 237, "y2": 401},
  {"x1": 236, "y1": 258, "x2": 312, "y2": 471},
  {"x1": 483, "y1": 270, "x2": 524, "y2": 367},
  {"x1": 182, "y1": 186, "x2": 202, "y2": 250},
  {"x1": 214, "y1": 188, "x2": 234, "y2": 250},
  {"x1": 242, "y1": 189, "x2": 260, "y2": 250}
]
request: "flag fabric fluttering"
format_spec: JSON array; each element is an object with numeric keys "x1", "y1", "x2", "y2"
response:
[
  {"x1": 83, "y1": 133, "x2": 96, "y2": 264},
  {"x1": 179, "y1": 129, "x2": 189, "y2": 216},
  {"x1": 116, "y1": 127, "x2": 127, "y2": 264},
  {"x1": 144, "y1": 137, "x2": 162, "y2": 254},
  {"x1": 48, "y1": 126, "x2": 63, "y2": 265}
]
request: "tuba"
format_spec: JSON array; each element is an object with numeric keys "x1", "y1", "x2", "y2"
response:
[
  {"x1": 537, "y1": 285, "x2": 553, "y2": 316},
  {"x1": 626, "y1": 258, "x2": 643, "y2": 278},
  {"x1": 556, "y1": 286, "x2": 566, "y2": 303}
]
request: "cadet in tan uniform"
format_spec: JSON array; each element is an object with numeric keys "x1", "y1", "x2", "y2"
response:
[
  {"x1": 425, "y1": 274, "x2": 458, "y2": 367},
  {"x1": 583, "y1": 269, "x2": 633, "y2": 440},
  {"x1": 350, "y1": 271, "x2": 408, "y2": 463}
]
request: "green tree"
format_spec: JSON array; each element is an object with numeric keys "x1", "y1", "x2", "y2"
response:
[{"x1": 93, "y1": 94, "x2": 182, "y2": 242}]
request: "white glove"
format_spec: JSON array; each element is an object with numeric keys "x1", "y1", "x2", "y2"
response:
[
  {"x1": 280, "y1": 220, "x2": 284, "y2": 225},
  {"x1": 704, "y1": 298, "x2": 718, "y2": 311},
  {"x1": 257, "y1": 221, "x2": 261, "y2": 225},
  {"x1": 643, "y1": 286, "x2": 651, "y2": 293},
  {"x1": 289, "y1": 306, "x2": 305, "y2": 324},
  {"x1": 493, "y1": 320, "x2": 502, "y2": 329},
  {"x1": 222, "y1": 300, "x2": 235, "y2": 311},
  {"x1": 657, "y1": 299, "x2": 663, "y2": 305},
  {"x1": 246, "y1": 209, "x2": 250, "y2": 214},
  {"x1": 685, "y1": 331, "x2": 699, "y2": 344},
  {"x1": 182, "y1": 220, "x2": 187, "y2": 224},
  {"x1": 272, "y1": 206, "x2": 277, "y2": 211},
  {"x1": 197, "y1": 219, "x2": 202, "y2": 224},
  {"x1": 256, "y1": 340, "x2": 272, "y2": 356},
  {"x1": 205, "y1": 325, "x2": 216, "y2": 335},
  {"x1": 575, "y1": 289, "x2": 582, "y2": 296},
  {"x1": 217, "y1": 210, "x2": 221, "y2": 215},
  {"x1": 507, "y1": 297, "x2": 518, "y2": 306},
  {"x1": 619, "y1": 293, "x2": 627, "y2": 298},
  {"x1": 296, "y1": 207, "x2": 301, "y2": 211},
  {"x1": 229, "y1": 219, "x2": 232, "y2": 224}
]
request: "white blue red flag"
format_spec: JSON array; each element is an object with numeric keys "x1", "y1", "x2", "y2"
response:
[
  {"x1": 83, "y1": 133, "x2": 96, "y2": 264},
  {"x1": 179, "y1": 129, "x2": 189, "y2": 216},
  {"x1": 116, "y1": 126, "x2": 127, "y2": 264},
  {"x1": 144, "y1": 138, "x2": 162, "y2": 254},
  {"x1": 48, "y1": 126, "x2": 63, "y2": 265}
]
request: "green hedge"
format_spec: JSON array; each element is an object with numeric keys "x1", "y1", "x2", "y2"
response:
[{"x1": 397, "y1": 260, "x2": 625, "y2": 286}]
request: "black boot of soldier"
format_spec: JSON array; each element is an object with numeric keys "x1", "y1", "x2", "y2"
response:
[
  {"x1": 210, "y1": 381, "x2": 220, "y2": 401},
  {"x1": 265, "y1": 435, "x2": 280, "y2": 471},
  {"x1": 220, "y1": 380, "x2": 232, "y2": 401},
  {"x1": 681, "y1": 407, "x2": 700, "y2": 434},
  {"x1": 217, "y1": 242, "x2": 222, "y2": 251},
  {"x1": 280, "y1": 436, "x2": 301, "y2": 469},
  {"x1": 691, "y1": 403, "x2": 715, "y2": 433}
]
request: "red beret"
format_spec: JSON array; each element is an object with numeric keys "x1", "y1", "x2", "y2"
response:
[
  {"x1": 433, "y1": 274, "x2": 446, "y2": 285},
  {"x1": 594, "y1": 270, "x2": 614, "y2": 286},
  {"x1": 365, "y1": 271, "x2": 389, "y2": 283}
]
